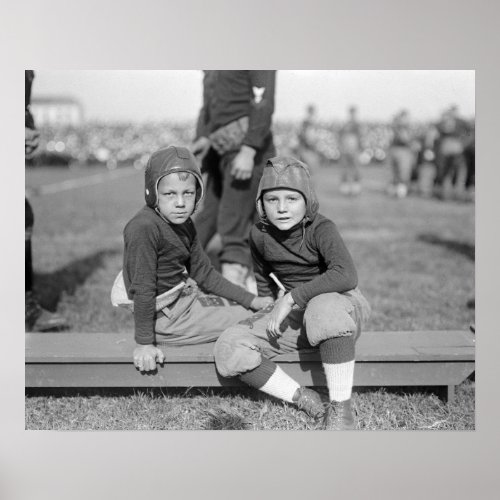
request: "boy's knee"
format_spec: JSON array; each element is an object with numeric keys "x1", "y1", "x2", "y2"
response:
[
  {"x1": 214, "y1": 329, "x2": 262, "y2": 378},
  {"x1": 304, "y1": 291, "x2": 368, "y2": 346}
]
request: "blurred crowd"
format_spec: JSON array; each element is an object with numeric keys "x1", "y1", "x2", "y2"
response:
[
  {"x1": 29, "y1": 107, "x2": 475, "y2": 202},
  {"x1": 31, "y1": 119, "x2": 393, "y2": 168}
]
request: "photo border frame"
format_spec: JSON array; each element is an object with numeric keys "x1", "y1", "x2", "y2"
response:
[{"x1": 2, "y1": 1, "x2": 498, "y2": 499}]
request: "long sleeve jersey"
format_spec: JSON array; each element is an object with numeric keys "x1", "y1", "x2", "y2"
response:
[
  {"x1": 195, "y1": 70, "x2": 275, "y2": 151},
  {"x1": 123, "y1": 206, "x2": 255, "y2": 344},
  {"x1": 250, "y1": 214, "x2": 358, "y2": 309}
]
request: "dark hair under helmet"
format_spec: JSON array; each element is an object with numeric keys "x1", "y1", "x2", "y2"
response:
[
  {"x1": 256, "y1": 156, "x2": 319, "y2": 223},
  {"x1": 144, "y1": 146, "x2": 204, "y2": 210}
]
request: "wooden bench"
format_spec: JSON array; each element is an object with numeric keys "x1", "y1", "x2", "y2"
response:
[{"x1": 25, "y1": 330, "x2": 475, "y2": 403}]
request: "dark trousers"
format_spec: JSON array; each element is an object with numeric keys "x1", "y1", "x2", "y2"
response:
[
  {"x1": 464, "y1": 146, "x2": 475, "y2": 189},
  {"x1": 434, "y1": 152, "x2": 466, "y2": 187},
  {"x1": 194, "y1": 136, "x2": 275, "y2": 269},
  {"x1": 25, "y1": 198, "x2": 34, "y2": 292}
]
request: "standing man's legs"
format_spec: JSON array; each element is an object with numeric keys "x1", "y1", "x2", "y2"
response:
[
  {"x1": 218, "y1": 137, "x2": 275, "y2": 285},
  {"x1": 340, "y1": 153, "x2": 361, "y2": 196},
  {"x1": 193, "y1": 148, "x2": 222, "y2": 249},
  {"x1": 25, "y1": 198, "x2": 34, "y2": 294},
  {"x1": 25, "y1": 198, "x2": 68, "y2": 332}
]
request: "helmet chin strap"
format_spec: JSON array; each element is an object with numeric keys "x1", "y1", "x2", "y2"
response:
[{"x1": 154, "y1": 207, "x2": 171, "y2": 225}]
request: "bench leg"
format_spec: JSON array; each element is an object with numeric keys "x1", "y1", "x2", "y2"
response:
[{"x1": 446, "y1": 384, "x2": 455, "y2": 404}]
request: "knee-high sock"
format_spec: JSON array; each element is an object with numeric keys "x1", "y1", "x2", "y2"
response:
[
  {"x1": 240, "y1": 357, "x2": 300, "y2": 403},
  {"x1": 320, "y1": 336, "x2": 355, "y2": 402}
]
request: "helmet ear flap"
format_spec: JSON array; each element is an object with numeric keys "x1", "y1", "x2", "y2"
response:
[{"x1": 256, "y1": 197, "x2": 268, "y2": 223}]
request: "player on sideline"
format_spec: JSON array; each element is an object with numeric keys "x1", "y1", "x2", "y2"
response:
[
  {"x1": 214, "y1": 156, "x2": 371, "y2": 429},
  {"x1": 111, "y1": 145, "x2": 272, "y2": 371}
]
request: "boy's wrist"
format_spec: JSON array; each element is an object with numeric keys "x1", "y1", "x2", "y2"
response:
[{"x1": 240, "y1": 144, "x2": 257, "y2": 158}]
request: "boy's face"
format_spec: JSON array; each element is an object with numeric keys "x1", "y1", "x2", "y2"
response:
[
  {"x1": 157, "y1": 173, "x2": 197, "y2": 224},
  {"x1": 262, "y1": 188, "x2": 307, "y2": 231}
]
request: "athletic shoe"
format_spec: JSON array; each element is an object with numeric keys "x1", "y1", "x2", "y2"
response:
[
  {"x1": 293, "y1": 387, "x2": 325, "y2": 419},
  {"x1": 322, "y1": 399, "x2": 357, "y2": 430},
  {"x1": 25, "y1": 292, "x2": 68, "y2": 332}
]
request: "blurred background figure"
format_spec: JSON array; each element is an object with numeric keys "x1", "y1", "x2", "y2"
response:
[
  {"x1": 387, "y1": 110, "x2": 415, "y2": 198},
  {"x1": 339, "y1": 105, "x2": 362, "y2": 196},
  {"x1": 410, "y1": 124, "x2": 436, "y2": 197},
  {"x1": 296, "y1": 103, "x2": 321, "y2": 172},
  {"x1": 463, "y1": 120, "x2": 475, "y2": 201},
  {"x1": 25, "y1": 70, "x2": 68, "y2": 332},
  {"x1": 191, "y1": 70, "x2": 276, "y2": 291},
  {"x1": 433, "y1": 105, "x2": 472, "y2": 200}
]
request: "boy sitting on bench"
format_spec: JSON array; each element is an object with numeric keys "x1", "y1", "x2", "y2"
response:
[
  {"x1": 214, "y1": 156, "x2": 371, "y2": 430},
  {"x1": 111, "y1": 146, "x2": 271, "y2": 372}
]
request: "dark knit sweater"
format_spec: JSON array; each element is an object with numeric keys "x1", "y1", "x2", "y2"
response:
[
  {"x1": 250, "y1": 214, "x2": 358, "y2": 309},
  {"x1": 195, "y1": 70, "x2": 275, "y2": 151},
  {"x1": 123, "y1": 206, "x2": 255, "y2": 344}
]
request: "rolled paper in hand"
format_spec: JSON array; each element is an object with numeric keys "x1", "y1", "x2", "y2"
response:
[{"x1": 269, "y1": 272, "x2": 286, "y2": 292}]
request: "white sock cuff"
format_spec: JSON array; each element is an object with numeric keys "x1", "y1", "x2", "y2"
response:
[
  {"x1": 323, "y1": 360, "x2": 355, "y2": 402},
  {"x1": 259, "y1": 366, "x2": 300, "y2": 403}
]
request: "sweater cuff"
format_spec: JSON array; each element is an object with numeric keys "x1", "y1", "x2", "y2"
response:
[
  {"x1": 135, "y1": 334, "x2": 155, "y2": 345},
  {"x1": 290, "y1": 289, "x2": 307, "y2": 309},
  {"x1": 241, "y1": 292, "x2": 256, "y2": 309}
]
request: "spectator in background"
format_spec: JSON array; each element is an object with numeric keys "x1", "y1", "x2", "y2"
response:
[
  {"x1": 387, "y1": 110, "x2": 415, "y2": 198},
  {"x1": 433, "y1": 105, "x2": 471, "y2": 200},
  {"x1": 25, "y1": 70, "x2": 68, "y2": 332},
  {"x1": 463, "y1": 121, "x2": 475, "y2": 200},
  {"x1": 191, "y1": 70, "x2": 276, "y2": 291},
  {"x1": 297, "y1": 103, "x2": 320, "y2": 172},
  {"x1": 339, "y1": 105, "x2": 362, "y2": 196}
]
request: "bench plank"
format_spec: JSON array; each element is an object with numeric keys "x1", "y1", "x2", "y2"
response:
[
  {"x1": 25, "y1": 330, "x2": 475, "y2": 401},
  {"x1": 25, "y1": 361, "x2": 475, "y2": 389},
  {"x1": 25, "y1": 330, "x2": 475, "y2": 363}
]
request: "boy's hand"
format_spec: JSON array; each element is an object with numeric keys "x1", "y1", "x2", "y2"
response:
[
  {"x1": 267, "y1": 293, "x2": 295, "y2": 337},
  {"x1": 133, "y1": 344, "x2": 165, "y2": 372},
  {"x1": 231, "y1": 145, "x2": 256, "y2": 180},
  {"x1": 250, "y1": 295, "x2": 274, "y2": 311},
  {"x1": 191, "y1": 136, "x2": 211, "y2": 160}
]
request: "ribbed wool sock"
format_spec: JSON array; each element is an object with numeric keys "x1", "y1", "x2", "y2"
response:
[
  {"x1": 240, "y1": 358, "x2": 300, "y2": 403},
  {"x1": 259, "y1": 366, "x2": 301, "y2": 403},
  {"x1": 323, "y1": 360, "x2": 355, "y2": 402},
  {"x1": 320, "y1": 337, "x2": 355, "y2": 402}
]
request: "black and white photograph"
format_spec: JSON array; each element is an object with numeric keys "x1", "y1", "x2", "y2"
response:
[
  {"x1": 6, "y1": 0, "x2": 500, "y2": 498},
  {"x1": 24, "y1": 70, "x2": 475, "y2": 431}
]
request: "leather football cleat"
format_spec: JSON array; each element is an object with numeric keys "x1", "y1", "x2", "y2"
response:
[
  {"x1": 322, "y1": 399, "x2": 357, "y2": 430},
  {"x1": 293, "y1": 387, "x2": 325, "y2": 419}
]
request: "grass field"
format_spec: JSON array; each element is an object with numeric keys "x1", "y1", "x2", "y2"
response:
[{"x1": 25, "y1": 162, "x2": 475, "y2": 430}]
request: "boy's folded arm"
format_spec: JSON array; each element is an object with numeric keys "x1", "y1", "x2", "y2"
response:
[
  {"x1": 290, "y1": 220, "x2": 358, "y2": 308},
  {"x1": 291, "y1": 265, "x2": 358, "y2": 308}
]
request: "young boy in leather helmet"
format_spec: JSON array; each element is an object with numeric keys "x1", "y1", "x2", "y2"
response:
[
  {"x1": 214, "y1": 156, "x2": 371, "y2": 429},
  {"x1": 111, "y1": 145, "x2": 272, "y2": 371}
]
